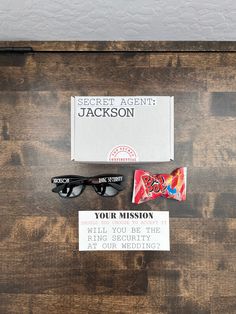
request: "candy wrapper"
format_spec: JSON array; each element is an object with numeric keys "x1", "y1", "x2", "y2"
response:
[{"x1": 132, "y1": 167, "x2": 187, "y2": 204}]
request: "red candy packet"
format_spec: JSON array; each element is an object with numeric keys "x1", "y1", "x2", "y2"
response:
[{"x1": 132, "y1": 167, "x2": 187, "y2": 205}]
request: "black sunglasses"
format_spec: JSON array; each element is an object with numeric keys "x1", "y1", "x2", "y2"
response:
[{"x1": 51, "y1": 174, "x2": 124, "y2": 198}]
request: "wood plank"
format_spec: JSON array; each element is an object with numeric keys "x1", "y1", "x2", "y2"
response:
[
  {"x1": 172, "y1": 218, "x2": 236, "y2": 245},
  {"x1": 149, "y1": 270, "x2": 236, "y2": 303},
  {"x1": 26, "y1": 52, "x2": 150, "y2": 68},
  {"x1": 211, "y1": 92, "x2": 236, "y2": 117},
  {"x1": 0, "y1": 216, "x2": 77, "y2": 243},
  {"x1": 0, "y1": 241, "x2": 148, "y2": 295},
  {"x1": 1, "y1": 41, "x2": 236, "y2": 51},
  {"x1": 0, "y1": 61, "x2": 207, "y2": 92},
  {"x1": 189, "y1": 167, "x2": 236, "y2": 193},
  {"x1": 0, "y1": 91, "x2": 69, "y2": 119},
  {"x1": 0, "y1": 293, "x2": 213, "y2": 314},
  {"x1": 10, "y1": 293, "x2": 236, "y2": 314},
  {"x1": 211, "y1": 296, "x2": 236, "y2": 314},
  {"x1": 192, "y1": 118, "x2": 236, "y2": 167},
  {"x1": 0, "y1": 53, "x2": 26, "y2": 67},
  {"x1": 146, "y1": 243, "x2": 236, "y2": 273},
  {"x1": 150, "y1": 52, "x2": 236, "y2": 68},
  {"x1": 0, "y1": 270, "x2": 148, "y2": 295},
  {"x1": 0, "y1": 243, "x2": 148, "y2": 295},
  {"x1": 0, "y1": 294, "x2": 176, "y2": 314},
  {"x1": 207, "y1": 67, "x2": 236, "y2": 91},
  {"x1": 156, "y1": 297, "x2": 210, "y2": 314},
  {"x1": 0, "y1": 294, "x2": 30, "y2": 314},
  {"x1": 0, "y1": 241, "x2": 136, "y2": 272},
  {"x1": 213, "y1": 193, "x2": 236, "y2": 217},
  {"x1": 26, "y1": 52, "x2": 236, "y2": 69}
]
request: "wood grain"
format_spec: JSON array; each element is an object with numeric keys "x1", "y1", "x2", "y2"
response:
[
  {"x1": 1, "y1": 41, "x2": 236, "y2": 51},
  {"x1": 0, "y1": 42, "x2": 236, "y2": 313},
  {"x1": 0, "y1": 60, "x2": 207, "y2": 92}
]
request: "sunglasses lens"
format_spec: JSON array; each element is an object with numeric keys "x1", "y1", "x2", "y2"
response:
[
  {"x1": 94, "y1": 184, "x2": 119, "y2": 197},
  {"x1": 58, "y1": 184, "x2": 84, "y2": 198}
]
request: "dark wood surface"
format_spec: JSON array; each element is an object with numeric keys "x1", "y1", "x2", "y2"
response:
[
  {"x1": 0, "y1": 42, "x2": 236, "y2": 314},
  {"x1": 1, "y1": 41, "x2": 236, "y2": 52}
]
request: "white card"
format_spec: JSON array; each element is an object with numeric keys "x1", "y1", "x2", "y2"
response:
[{"x1": 78, "y1": 211, "x2": 170, "y2": 251}]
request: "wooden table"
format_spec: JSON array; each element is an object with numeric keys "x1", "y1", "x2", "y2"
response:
[{"x1": 0, "y1": 41, "x2": 236, "y2": 314}]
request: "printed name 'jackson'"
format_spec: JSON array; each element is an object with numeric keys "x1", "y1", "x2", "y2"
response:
[{"x1": 77, "y1": 107, "x2": 134, "y2": 118}]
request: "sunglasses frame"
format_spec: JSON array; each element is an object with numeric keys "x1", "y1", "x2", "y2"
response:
[{"x1": 51, "y1": 174, "x2": 124, "y2": 198}]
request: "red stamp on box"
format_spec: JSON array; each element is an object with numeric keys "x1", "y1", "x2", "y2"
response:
[{"x1": 108, "y1": 145, "x2": 137, "y2": 162}]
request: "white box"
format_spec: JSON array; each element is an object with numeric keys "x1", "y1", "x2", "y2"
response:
[{"x1": 71, "y1": 96, "x2": 174, "y2": 163}]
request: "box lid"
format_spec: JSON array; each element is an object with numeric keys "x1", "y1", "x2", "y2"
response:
[{"x1": 71, "y1": 96, "x2": 174, "y2": 163}]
